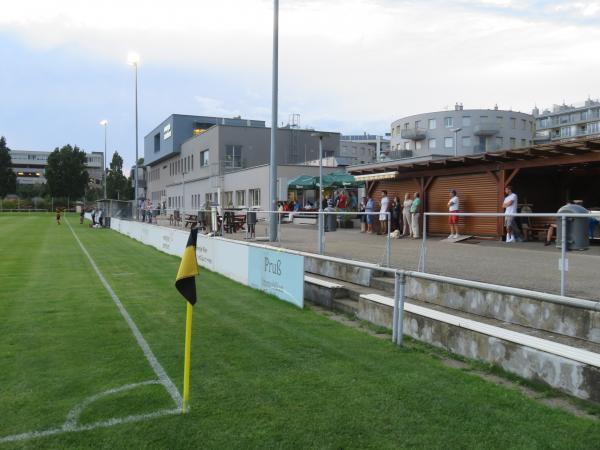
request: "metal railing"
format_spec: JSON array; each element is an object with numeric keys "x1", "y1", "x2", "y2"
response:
[
  {"x1": 147, "y1": 207, "x2": 394, "y2": 267},
  {"x1": 202, "y1": 227, "x2": 600, "y2": 347},
  {"x1": 420, "y1": 211, "x2": 600, "y2": 297}
]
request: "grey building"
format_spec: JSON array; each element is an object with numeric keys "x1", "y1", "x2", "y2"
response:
[
  {"x1": 144, "y1": 114, "x2": 266, "y2": 166},
  {"x1": 390, "y1": 104, "x2": 534, "y2": 158},
  {"x1": 145, "y1": 118, "x2": 339, "y2": 209},
  {"x1": 10, "y1": 149, "x2": 104, "y2": 186},
  {"x1": 340, "y1": 133, "x2": 390, "y2": 162},
  {"x1": 533, "y1": 98, "x2": 600, "y2": 144}
]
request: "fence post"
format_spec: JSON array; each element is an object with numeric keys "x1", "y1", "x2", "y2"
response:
[
  {"x1": 318, "y1": 212, "x2": 324, "y2": 254},
  {"x1": 393, "y1": 272, "x2": 407, "y2": 346},
  {"x1": 419, "y1": 213, "x2": 428, "y2": 272},
  {"x1": 385, "y1": 211, "x2": 391, "y2": 267},
  {"x1": 560, "y1": 215, "x2": 567, "y2": 296}
]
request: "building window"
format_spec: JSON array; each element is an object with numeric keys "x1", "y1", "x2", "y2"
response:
[
  {"x1": 428, "y1": 118, "x2": 436, "y2": 129},
  {"x1": 154, "y1": 133, "x2": 160, "y2": 153},
  {"x1": 404, "y1": 142, "x2": 411, "y2": 150},
  {"x1": 510, "y1": 137, "x2": 516, "y2": 148},
  {"x1": 462, "y1": 136, "x2": 471, "y2": 148},
  {"x1": 191, "y1": 154, "x2": 194, "y2": 171},
  {"x1": 225, "y1": 145, "x2": 242, "y2": 168},
  {"x1": 404, "y1": 122, "x2": 409, "y2": 129},
  {"x1": 521, "y1": 139, "x2": 527, "y2": 147},
  {"x1": 521, "y1": 119, "x2": 526, "y2": 130},
  {"x1": 444, "y1": 117, "x2": 453, "y2": 128},
  {"x1": 495, "y1": 137, "x2": 503, "y2": 148},
  {"x1": 415, "y1": 141, "x2": 422, "y2": 151},
  {"x1": 205, "y1": 193, "x2": 213, "y2": 204},
  {"x1": 428, "y1": 138, "x2": 436, "y2": 149},
  {"x1": 587, "y1": 122, "x2": 599, "y2": 134},
  {"x1": 249, "y1": 189, "x2": 261, "y2": 207},
  {"x1": 415, "y1": 120, "x2": 422, "y2": 129},
  {"x1": 223, "y1": 191, "x2": 233, "y2": 208},
  {"x1": 236, "y1": 190, "x2": 246, "y2": 206},
  {"x1": 444, "y1": 137, "x2": 454, "y2": 149},
  {"x1": 201, "y1": 150, "x2": 209, "y2": 167},
  {"x1": 560, "y1": 126, "x2": 572, "y2": 138},
  {"x1": 462, "y1": 116, "x2": 471, "y2": 126},
  {"x1": 510, "y1": 118, "x2": 516, "y2": 129}
]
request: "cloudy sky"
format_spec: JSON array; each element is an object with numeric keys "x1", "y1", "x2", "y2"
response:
[{"x1": 1, "y1": 0, "x2": 600, "y2": 170}]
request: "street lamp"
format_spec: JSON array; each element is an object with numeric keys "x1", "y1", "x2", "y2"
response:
[
  {"x1": 99, "y1": 120, "x2": 108, "y2": 199},
  {"x1": 311, "y1": 132, "x2": 331, "y2": 254},
  {"x1": 451, "y1": 127, "x2": 462, "y2": 157},
  {"x1": 128, "y1": 52, "x2": 140, "y2": 218}
]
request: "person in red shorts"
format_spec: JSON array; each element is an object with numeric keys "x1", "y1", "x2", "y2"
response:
[
  {"x1": 447, "y1": 190, "x2": 459, "y2": 238},
  {"x1": 56, "y1": 207, "x2": 61, "y2": 225}
]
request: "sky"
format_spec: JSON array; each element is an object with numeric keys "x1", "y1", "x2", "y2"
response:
[{"x1": 1, "y1": 0, "x2": 600, "y2": 171}]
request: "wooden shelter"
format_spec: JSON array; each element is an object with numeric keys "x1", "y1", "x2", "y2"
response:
[{"x1": 348, "y1": 137, "x2": 600, "y2": 238}]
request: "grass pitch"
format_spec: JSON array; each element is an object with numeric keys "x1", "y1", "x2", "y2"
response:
[{"x1": 1, "y1": 213, "x2": 599, "y2": 449}]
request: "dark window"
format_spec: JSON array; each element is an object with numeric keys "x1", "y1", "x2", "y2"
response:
[{"x1": 154, "y1": 133, "x2": 160, "y2": 153}]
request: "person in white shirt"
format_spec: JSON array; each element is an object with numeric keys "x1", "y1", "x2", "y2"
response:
[
  {"x1": 502, "y1": 186, "x2": 518, "y2": 243},
  {"x1": 447, "y1": 189, "x2": 460, "y2": 238},
  {"x1": 379, "y1": 190, "x2": 390, "y2": 235}
]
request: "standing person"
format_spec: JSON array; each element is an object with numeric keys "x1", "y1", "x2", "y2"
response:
[
  {"x1": 410, "y1": 192, "x2": 421, "y2": 238},
  {"x1": 359, "y1": 196, "x2": 367, "y2": 233},
  {"x1": 392, "y1": 196, "x2": 402, "y2": 232},
  {"x1": 55, "y1": 207, "x2": 61, "y2": 225},
  {"x1": 97, "y1": 208, "x2": 103, "y2": 227},
  {"x1": 378, "y1": 190, "x2": 390, "y2": 235},
  {"x1": 91, "y1": 208, "x2": 96, "y2": 226},
  {"x1": 349, "y1": 191, "x2": 358, "y2": 212},
  {"x1": 365, "y1": 195, "x2": 375, "y2": 234},
  {"x1": 447, "y1": 190, "x2": 460, "y2": 238},
  {"x1": 79, "y1": 209, "x2": 84, "y2": 224},
  {"x1": 502, "y1": 186, "x2": 518, "y2": 243},
  {"x1": 402, "y1": 193, "x2": 412, "y2": 237}
]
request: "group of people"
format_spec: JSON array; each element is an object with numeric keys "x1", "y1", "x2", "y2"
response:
[{"x1": 359, "y1": 190, "x2": 422, "y2": 237}]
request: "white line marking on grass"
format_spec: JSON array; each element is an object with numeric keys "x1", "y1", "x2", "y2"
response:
[
  {"x1": 0, "y1": 381, "x2": 180, "y2": 443},
  {"x1": 65, "y1": 219, "x2": 183, "y2": 410}
]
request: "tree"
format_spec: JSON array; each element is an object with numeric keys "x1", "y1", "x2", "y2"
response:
[
  {"x1": 106, "y1": 151, "x2": 130, "y2": 200},
  {"x1": 45, "y1": 145, "x2": 89, "y2": 198},
  {"x1": 0, "y1": 136, "x2": 17, "y2": 198}
]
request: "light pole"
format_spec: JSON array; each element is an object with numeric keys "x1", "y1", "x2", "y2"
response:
[
  {"x1": 311, "y1": 132, "x2": 330, "y2": 254},
  {"x1": 128, "y1": 52, "x2": 140, "y2": 218},
  {"x1": 99, "y1": 120, "x2": 108, "y2": 199},
  {"x1": 268, "y1": 0, "x2": 279, "y2": 242},
  {"x1": 452, "y1": 127, "x2": 462, "y2": 157}
]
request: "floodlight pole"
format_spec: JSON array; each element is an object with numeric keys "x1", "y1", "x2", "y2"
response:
[
  {"x1": 268, "y1": 0, "x2": 279, "y2": 242},
  {"x1": 318, "y1": 136, "x2": 324, "y2": 254},
  {"x1": 133, "y1": 60, "x2": 139, "y2": 219}
]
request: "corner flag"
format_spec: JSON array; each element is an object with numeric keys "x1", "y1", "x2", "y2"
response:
[
  {"x1": 175, "y1": 228, "x2": 199, "y2": 305},
  {"x1": 175, "y1": 227, "x2": 199, "y2": 413}
]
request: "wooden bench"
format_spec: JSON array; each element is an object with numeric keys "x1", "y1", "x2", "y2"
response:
[
  {"x1": 524, "y1": 217, "x2": 555, "y2": 241},
  {"x1": 184, "y1": 214, "x2": 198, "y2": 228}
]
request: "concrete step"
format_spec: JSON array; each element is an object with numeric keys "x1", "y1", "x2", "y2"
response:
[
  {"x1": 332, "y1": 297, "x2": 359, "y2": 316},
  {"x1": 370, "y1": 276, "x2": 395, "y2": 294},
  {"x1": 357, "y1": 292, "x2": 600, "y2": 402}
]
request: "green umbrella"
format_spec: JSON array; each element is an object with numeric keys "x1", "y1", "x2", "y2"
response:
[
  {"x1": 322, "y1": 171, "x2": 364, "y2": 188},
  {"x1": 287, "y1": 175, "x2": 317, "y2": 190}
]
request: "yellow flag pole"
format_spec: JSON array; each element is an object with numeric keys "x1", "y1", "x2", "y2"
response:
[{"x1": 182, "y1": 302, "x2": 193, "y2": 413}]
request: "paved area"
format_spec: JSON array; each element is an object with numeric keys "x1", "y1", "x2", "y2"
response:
[{"x1": 224, "y1": 221, "x2": 600, "y2": 301}]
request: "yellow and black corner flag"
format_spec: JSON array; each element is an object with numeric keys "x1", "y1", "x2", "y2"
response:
[{"x1": 175, "y1": 228, "x2": 199, "y2": 305}]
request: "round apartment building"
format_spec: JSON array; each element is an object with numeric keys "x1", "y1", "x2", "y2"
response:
[{"x1": 390, "y1": 104, "x2": 534, "y2": 157}]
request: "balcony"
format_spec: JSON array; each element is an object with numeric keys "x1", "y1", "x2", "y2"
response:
[
  {"x1": 473, "y1": 123, "x2": 500, "y2": 136},
  {"x1": 400, "y1": 128, "x2": 427, "y2": 140}
]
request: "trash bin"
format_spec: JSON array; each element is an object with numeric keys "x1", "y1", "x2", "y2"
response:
[
  {"x1": 556, "y1": 204, "x2": 589, "y2": 251},
  {"x1": 325, "y1": 207, "x2": 337, "y2": 232}
]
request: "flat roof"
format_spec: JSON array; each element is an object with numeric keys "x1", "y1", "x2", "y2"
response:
[{"x1": 348, "y1": 137, "x2": 600, "y2": 175}]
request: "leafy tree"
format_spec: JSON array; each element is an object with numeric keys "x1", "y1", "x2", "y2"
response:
[
  {"x1": 16, "y1": 183, "x2": 48, "y2": 199},
  {"x1": 45, "y1": 145, "x2": 89, "y2": 198},
  {"x1": 0, "y1": 136, "x2": 17, "y2": 197},
  {"x1": 106, "y1": 151, "x2": 130, "y2": 200}
]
